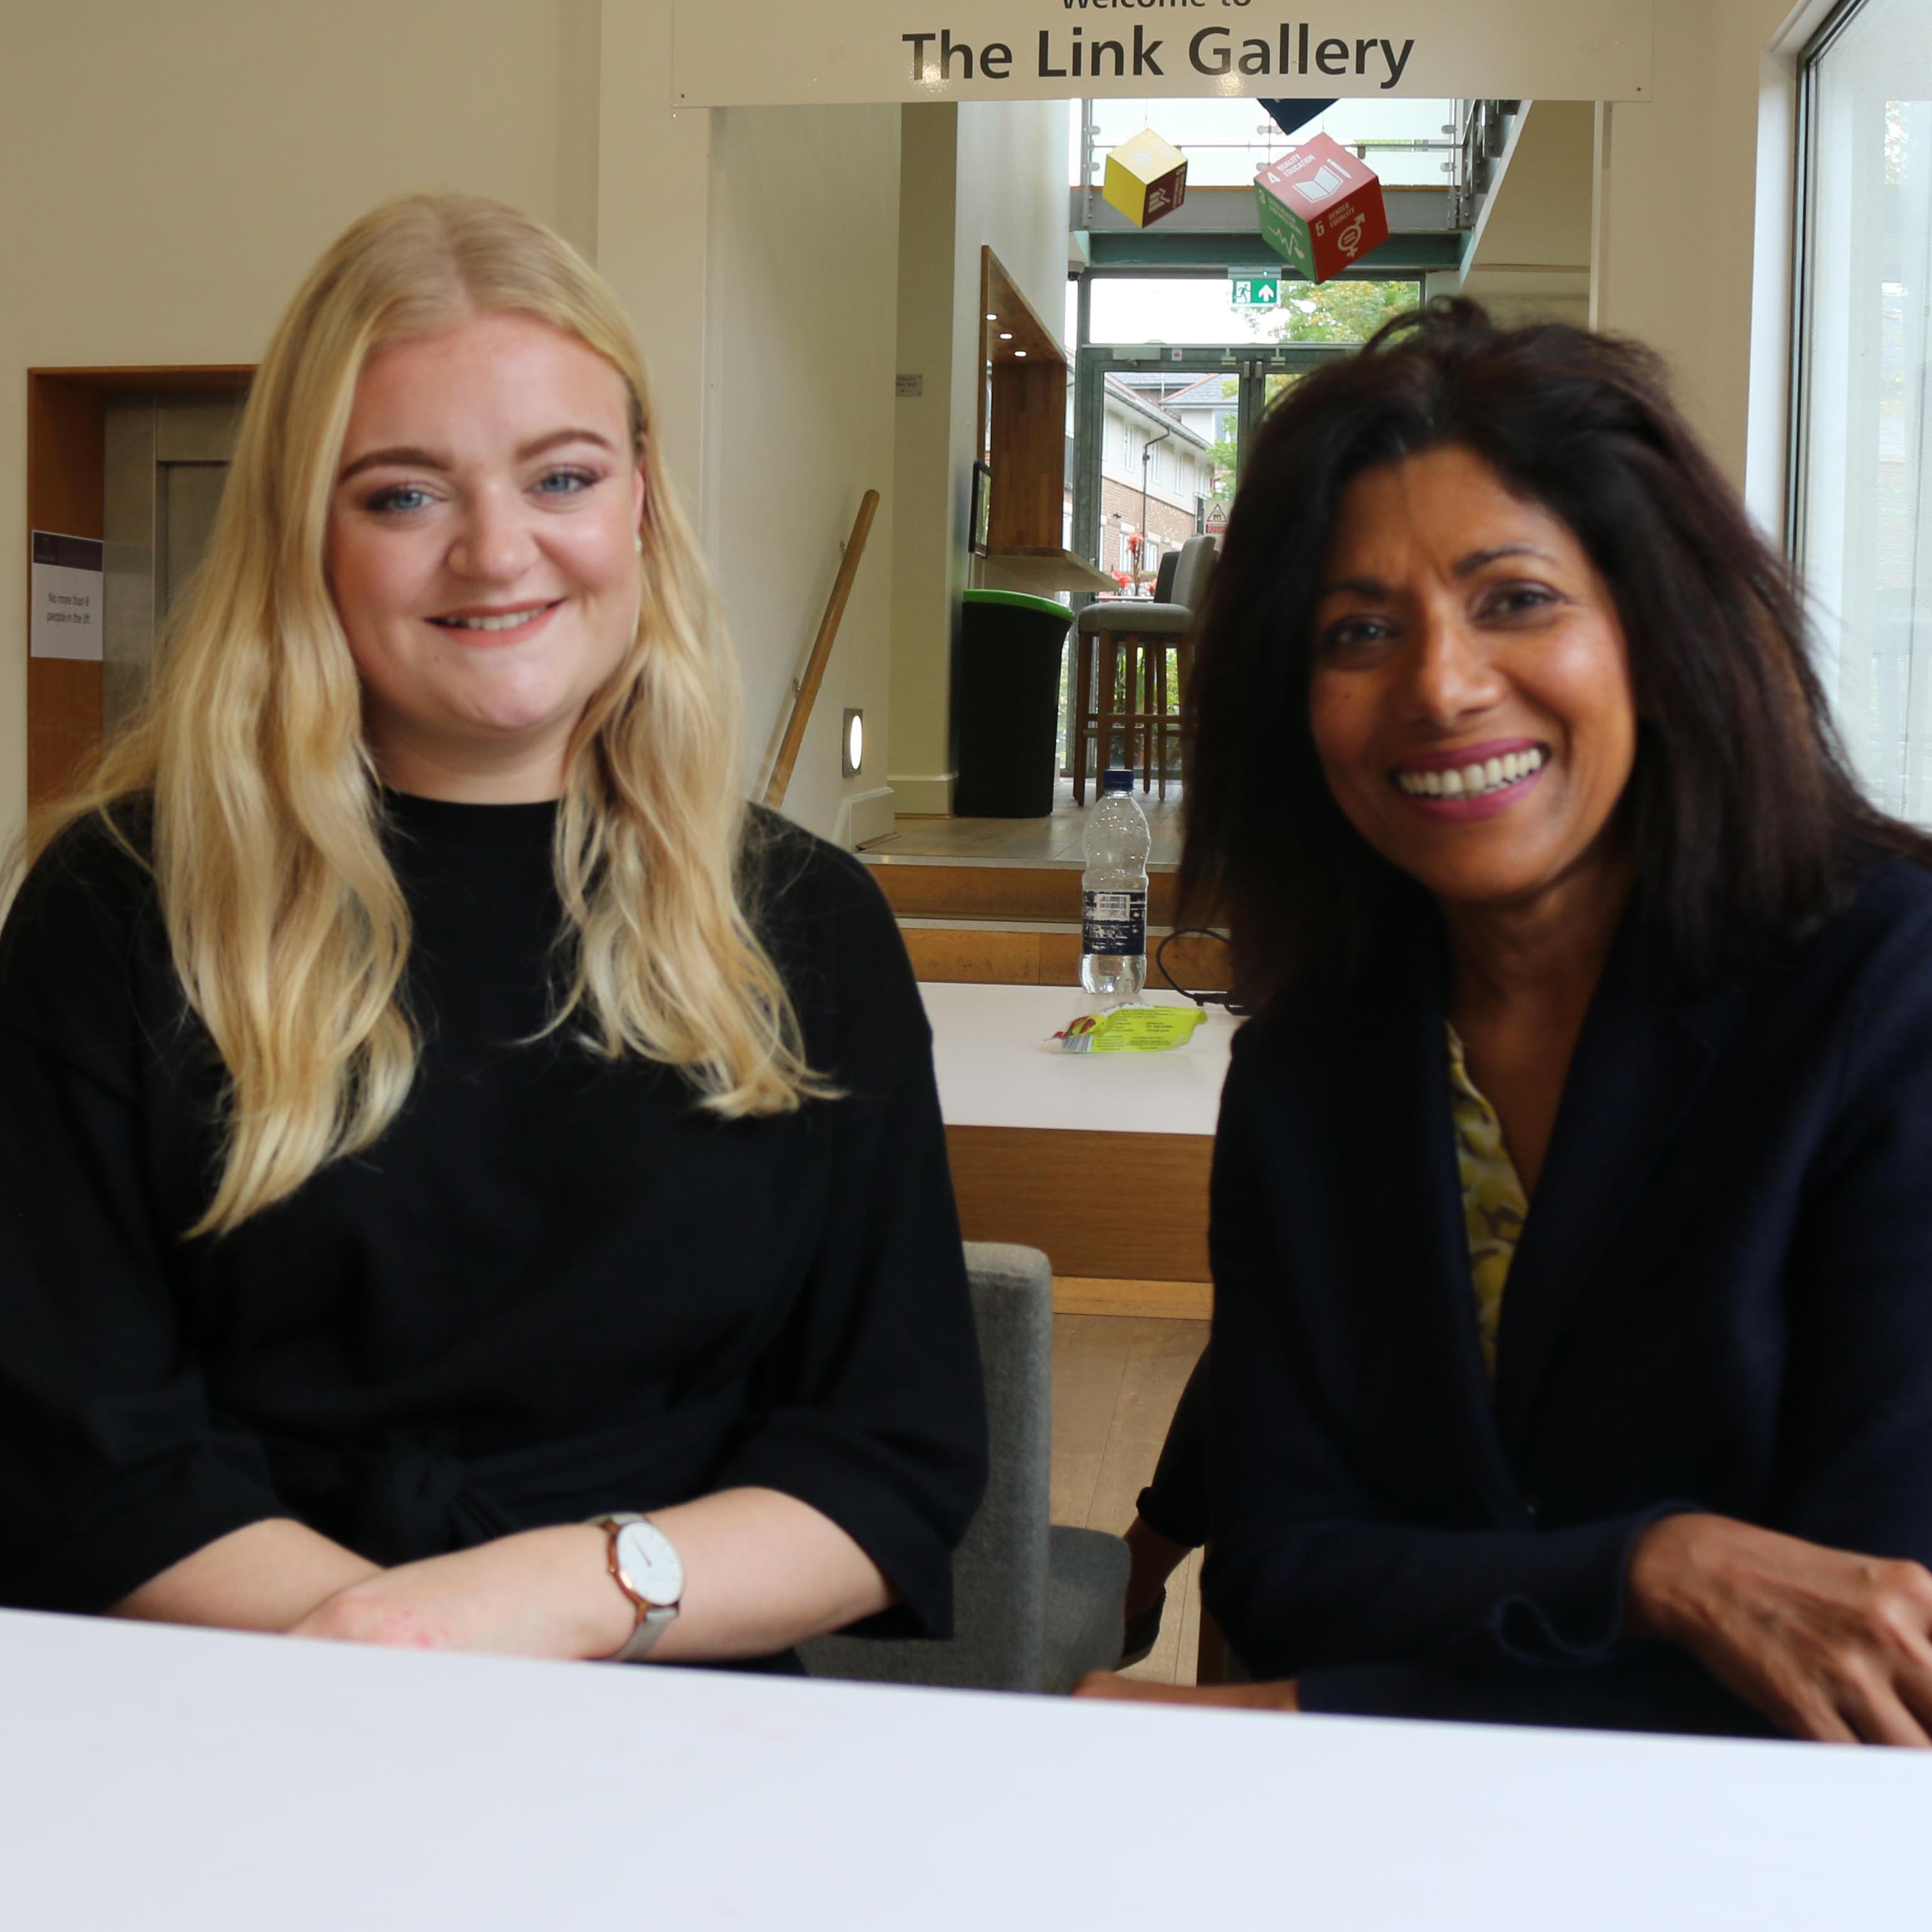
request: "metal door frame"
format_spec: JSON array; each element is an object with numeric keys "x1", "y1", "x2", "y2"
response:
[
  {"x1": 1070, "y1": 342, "x2": 1351, "y2": 577},
  {"x1": 101, "y1": 391, "x2": 244, "y2": 733}
]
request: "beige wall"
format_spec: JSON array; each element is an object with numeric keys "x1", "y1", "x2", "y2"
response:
[
  {"x1": 1424, "y1": 0, "x2": 1806, "y2": 486},
  {"x1": 887, "y1": 108, "x2": 965, "y2": 818},
  {"x1": 1592, "y1": 0, "x2": 1809, "y2": 506},
  {"x1": 706, "y1": 105, "x2": 901, "y2": 843},
  {"x1": 1447, "y1": 100, "x2": 1596, "y2": 328},
  {"x1": 597, "y1": 1, "x2": 710, "y2": 497},
  {"x1": 0, "y1": 0, "x2": 604, "y2": 852},
  {"x1": 0, "y1": 0, "x2": 1847, "y2": 850},
  {"x1": 1, "y1": 0, "x2": 899, "y2": 852},
  {"x1": 886, "y1": 98, "x2": 1070, "y2": 816}
]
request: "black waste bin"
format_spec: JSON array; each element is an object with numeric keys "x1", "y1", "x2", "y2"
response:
[{"x1": 953, "y1": 588, "x2": 1074, "y2": 818}]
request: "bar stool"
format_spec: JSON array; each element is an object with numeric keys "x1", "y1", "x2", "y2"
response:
[
  {"x1": 1148, "y1": 536, "x2": 1216, "y2": 799},
  {"x1": 1070, "y1": 536, "x2": 1216, "y2": 804}
]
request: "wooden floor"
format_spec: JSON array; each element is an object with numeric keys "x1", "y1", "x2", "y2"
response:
[
  {"x1": 1051, "y1": 1311, "x2": 1208, "y2": 1687},
  {"x1": 864, "y1": 777, "x2": 1185, "y2": 868}
]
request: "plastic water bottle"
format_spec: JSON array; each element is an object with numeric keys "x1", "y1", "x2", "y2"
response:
[{"x1": 1081, "y1": 768, "x2": 1151, "y2": 997}]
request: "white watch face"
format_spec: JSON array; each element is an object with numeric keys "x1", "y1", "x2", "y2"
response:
[{"x1": 615, "y1": 1520, "x2": 684, "y2": 1607}]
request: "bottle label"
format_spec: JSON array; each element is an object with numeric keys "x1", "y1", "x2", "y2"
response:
[{"x1": 1082, "y1": 889, "x2": 1146, "y2": 956}]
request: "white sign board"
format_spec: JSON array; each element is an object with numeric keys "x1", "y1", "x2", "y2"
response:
[
  {"x1": 29, "y1": 531, "x2": 104, "y2": 662},
  {"x1": 672, "y1": 1, "x2": 1652, "y2": 107}
]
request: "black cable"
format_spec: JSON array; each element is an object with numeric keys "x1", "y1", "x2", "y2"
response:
[{"x1": 1154, "y1": 927, "x2": 1250, "y2": 1016}]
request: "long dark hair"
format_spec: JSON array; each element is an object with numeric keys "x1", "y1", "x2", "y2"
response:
[{"x1": 1182, "y1": 297, "x2": 1929, "y2": 1009}]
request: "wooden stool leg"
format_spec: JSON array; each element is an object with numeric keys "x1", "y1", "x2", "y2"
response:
[
  {"x1": 1128, "y1": 635, "x2": 1152, "y2": 794},
  {"x1": 1173, "y1": 635, "x2": 1194, "y2": 794},
  {"x1": 1097, "y1": 636, "x2": 1119, "y2": 779},
  {"x1": 1136, "y1": 641, "x2": 1151, "y2": 792},
  {"x1": 1155, "y1": 645, "x2": 1170, "y2": 802},
  {"x1": 1072, "y1": 631, "x2": 1094, "y2": 806}
]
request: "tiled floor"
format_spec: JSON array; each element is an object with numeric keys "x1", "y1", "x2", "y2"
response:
[
  {"x1": 862, "y1": 777, "x2": 1185, "y2": 868},
  {"x1": 1050, "y1": 1311, "x2": 1208, "y2": 1687}
]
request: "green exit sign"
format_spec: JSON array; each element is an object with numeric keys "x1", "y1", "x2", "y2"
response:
[{"x1": 1230, "y1": 272, "x2": 1280, "y2": 308}]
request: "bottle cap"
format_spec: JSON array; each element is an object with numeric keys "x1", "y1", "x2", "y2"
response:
[{"x1": 1101, "y1": 768, "x2": 1133, "y2": 792}]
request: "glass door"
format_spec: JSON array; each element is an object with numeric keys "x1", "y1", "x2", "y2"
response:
[
  {"x1": 1060, "y1": 342, "x2": 1346, "y2": 780},
  {"x1": 1069, "y1": 342, "x2": 1349, "y2": 584}
]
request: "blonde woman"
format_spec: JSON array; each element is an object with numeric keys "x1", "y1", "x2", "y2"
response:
[{"x1": 0, "y1": 195, "x2": 985, "y2": 1670}]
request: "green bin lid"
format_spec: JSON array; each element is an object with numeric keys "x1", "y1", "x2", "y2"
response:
[{"x1": 962, "y1": 587, "x2": 1072, "y2": 621}]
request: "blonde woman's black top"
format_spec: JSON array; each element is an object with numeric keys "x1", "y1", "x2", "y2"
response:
[{"x1": 0, "y1": 794, "x2": 987, "y2": 1650}]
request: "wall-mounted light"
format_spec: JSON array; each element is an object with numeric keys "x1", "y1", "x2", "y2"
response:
[{"x1": 841, "y1": 708, "x2": 865, "y2": 777}]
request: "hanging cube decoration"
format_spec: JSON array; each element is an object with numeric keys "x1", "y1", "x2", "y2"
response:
[
  {"x1": 1253, "y1": 133, "x2": 1390, "y2": 284},
  {"x1": 1102, "y1": 128, "x2": 1189, "y2": 229}
]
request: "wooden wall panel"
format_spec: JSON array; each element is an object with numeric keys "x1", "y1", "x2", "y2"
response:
[
  {"x1": 872, "y1": 862, "x2": 1179, "y2": 925},
  {"x1": 901, "y1": 923, "x2": 1230, "y2": 992},
  {"x1": 1052, "y1": 1275, "x2": 1212, "y2": 1320},
  {"x1": 25, "y1": 377, "x2": 106, "y2": 808},
  {"x1": 23, "y1": 367, "x2": 253, "y2": 811},
  {"x1": 979, "y1": 247, "x2": 1069, "y2": 553},
  {"x1": 901, "y1": 925, "x2": 1045, "y2": 984},
  {"x1": 946, "y1": 1123, "x2": 1211, "y2": 1281},
  {"x1": 987, "y1": 362, "x2": 1068, "y2": 553},
  {"x1": 1035, "y1": 930, "x2": 1228, "y2": 992}
]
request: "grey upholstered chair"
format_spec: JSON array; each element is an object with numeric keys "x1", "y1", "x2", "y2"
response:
[
  {"x1": 1071, "y1": 533, "x2": 1217, "y2": 802},
  {"x1": 800, "y1": 1241, "x2": 1130, "y2": 1695}
]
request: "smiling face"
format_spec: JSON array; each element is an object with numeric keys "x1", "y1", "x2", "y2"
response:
[
  {"x1": 1306, "y1": 445, "x2": 1638, "y2": 916},
  {"x1": 326, "y1": 310, "x2": 647, "y2": 801}
]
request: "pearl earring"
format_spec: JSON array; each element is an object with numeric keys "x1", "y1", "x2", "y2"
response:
[{"x1": 634, "y1": 535, "x2": 643, "y2": 555}]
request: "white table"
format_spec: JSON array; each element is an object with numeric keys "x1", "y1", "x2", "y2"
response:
[
  {"x1": 917, "y1": 984, "x2": 1235, "y2": 1287},
  {"x1": 2, "y1": 1610, "x2": 1922, "y2": 1930},
  {"x1": 919, "y1": 982, "x2": 1235, "y2": 1137}
]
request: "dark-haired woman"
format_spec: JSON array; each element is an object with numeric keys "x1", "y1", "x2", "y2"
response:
[{"x1": 1080, "y1": 301, "x2": 1932, "y2": 1743}]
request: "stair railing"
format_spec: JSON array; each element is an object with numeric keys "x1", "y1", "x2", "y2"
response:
[{"x1": 763, "y1": 489, "x2": 881, "y2": 813}]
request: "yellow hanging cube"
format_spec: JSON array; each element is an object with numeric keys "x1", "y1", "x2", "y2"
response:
[{"x1": 1102, "y1": 128, "x2": 1189, "y2": 229}]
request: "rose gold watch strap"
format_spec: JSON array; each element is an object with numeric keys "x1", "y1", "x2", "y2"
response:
[
  {"x1": 594, "y1": 1513, "x2": 681, "y2": 1662},
  {"x1": 596, "y1": 1513, "x2": 651, "y2": 1651}
]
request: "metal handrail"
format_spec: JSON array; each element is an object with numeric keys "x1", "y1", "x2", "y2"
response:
[
  {"x1": 1077, "y1": 97, "x2": 1519, "y2": 232},
  {"x1": 1446, "y1": 99, "x2": 1520, "y2": 228}
]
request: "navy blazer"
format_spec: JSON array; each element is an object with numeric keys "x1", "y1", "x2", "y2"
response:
[{"x1": 1200, "y1": 853, "x2": 1932, "y2": 1736}]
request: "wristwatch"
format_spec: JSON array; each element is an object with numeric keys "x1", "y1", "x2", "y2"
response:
[{"x1": 591, "y1": 1513, "x2": 684, "y2": 1662}]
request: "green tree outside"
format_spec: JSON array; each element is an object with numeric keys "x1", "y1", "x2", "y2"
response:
[{"x1": 1253, "y1": 278, "x2": 1421, "y2": 345}]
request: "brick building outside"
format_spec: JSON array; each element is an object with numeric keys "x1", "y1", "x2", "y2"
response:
[{"x1": 1070, "y1": 374, "x2": 1219, "y2": 594}]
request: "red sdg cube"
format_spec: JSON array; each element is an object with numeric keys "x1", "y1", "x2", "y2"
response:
[{"x1": 1254, "y1": 133, "x2": 1391, "y2": 285}]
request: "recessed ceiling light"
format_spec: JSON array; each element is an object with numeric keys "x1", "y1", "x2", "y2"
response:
[
  {"x1": 1014, "y1": 350, "x2": 1027, "y2": 358},
  {"x1": 986, "y1": 313, "x2": 998, "y2": 321},
  {"x1": 999, "y1": 332, "x2": 1014, "y2": 341}
]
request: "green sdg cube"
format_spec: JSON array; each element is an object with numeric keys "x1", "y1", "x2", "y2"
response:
[{"x1": 1253, "y1": 133, "x2": 1391, "y2": 286}]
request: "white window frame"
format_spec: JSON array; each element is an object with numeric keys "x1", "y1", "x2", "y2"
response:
[{"x1": 1791, "y1": 0, "x2": 1932, "y2": 822}]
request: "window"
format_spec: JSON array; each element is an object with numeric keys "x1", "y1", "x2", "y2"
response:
[{"x1": 1796, "y1": 0, "x2": 1932, "y2": 821}]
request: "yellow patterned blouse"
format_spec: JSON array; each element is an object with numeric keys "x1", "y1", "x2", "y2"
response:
[{"x1": 1445, "y1": 1023, "x2": 1529, "y2": 1385}]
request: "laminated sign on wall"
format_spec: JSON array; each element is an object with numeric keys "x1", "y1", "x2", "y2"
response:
[{"x1": 30, "y1": 532, "x2": 104, "y2": 662}]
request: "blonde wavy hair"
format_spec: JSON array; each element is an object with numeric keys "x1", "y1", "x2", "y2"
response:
[{"x1": 25, "y1": 193, "x2": 826, "y2": 1236}]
